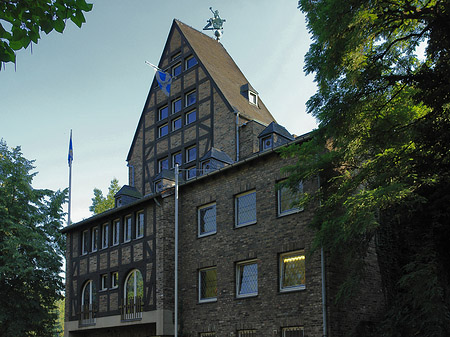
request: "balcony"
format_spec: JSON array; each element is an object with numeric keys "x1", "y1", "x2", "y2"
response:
[
  {"x1": 80, "y1": 304, "x2": 96, "y2": 326},
  {"x1": 121, "y1": 296, "x2": 143, "y2": 321}
]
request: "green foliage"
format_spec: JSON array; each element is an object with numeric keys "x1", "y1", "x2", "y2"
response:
[
  {"x1": 89, "y1": 178, "x2": 120, "y2": 214},
  {"x1": 0, "y1": 0, "x2": 93, "y2": 64},
  {"x1": 0, "y1": 140, "x2": 67, "y2": 337},
  {"x1": 282, "y1": 0, "x2": 450, "y2": 335}
]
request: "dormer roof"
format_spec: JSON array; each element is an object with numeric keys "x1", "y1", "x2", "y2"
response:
[
  {"x1": 258, "y1": 122, "x2": 294, "y2": 140},
  {"x1": 199, "y1": 147, "x2": 234, "y2": 165}
]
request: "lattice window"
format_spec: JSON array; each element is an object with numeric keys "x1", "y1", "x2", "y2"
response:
[
  {"x1": 282, "y1": 327, "x2": 304, "y2": 337},
  {"x1": 198, "y1": 203, "x2": 216, "y2": 237},
  {"x1": 280, "y1": 251, "x2": 306, "y2": 291},
  {"x1": 199, "y1": 267, "x2": 217, "y2": 302},
  {"x1": 238, "y1": 330, "x2": 256, "y2": 337},
  {"x1": 278, "y1": 180, "x2": 303, "y2": 216},
  {"x1": 236, "y1": 261, "x2": 258, "y2": 297},
  {"x1": 235, "y1": 190, "x2": 256, "y2": 227}
]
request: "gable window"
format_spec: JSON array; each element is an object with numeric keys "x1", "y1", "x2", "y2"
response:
[
  {"x1": 186, "y1": 146, "x2": 196, "y2": 163},
  {"x1": 172, "y1": 98, "x2": 182, "y2": 114},
  {"x1": 185, "y1": 55, "x2": 198, "y2": 69},
  {"x1": 172, "y1": 116, "x2": 182, "y2": 131},
  {"x1": 172, "y1": 152, "x2": 182, "y2": 167},
  {"x1": 81, "y1": 280, "x2": 96, "y2": 325},
  {"x1": 249, "y1": 91, "x2": 258, "y2": 105},
  {"x1": 236, "y1": 260, "x2": 258, "y2": 298},
  {"x1": 136, "y1": 211, "x2": 144, "y2": 239},
  {"x1": 158, "y1": 124, "x2": 168, "y2": 138},
  {"x1": 124, "y1": 215, "x2": 132, "y2": 242},
  {"x1": 101, "y1": 223, "x2": 109, "y2": 249},
  {"x1": 278, "y1": 180, "x2": 303, "y2": 216},
  {"x1": 185, "y1": 109, "x2": 196, "y2": 125},
  {"x1": 238, "y1": 330, "x2": 256, "y2": 337},
  {"x1": 91, "y1": 227, "x2": 98, "y2": 252},
  {"x1": 100, "y1": 274, "x2": 108, "y2": 291},
  {"x1": 199, "y1": 267, "x2": 217, "y2": 302},
  {"x1": 82, "y1": 230, "x2": 89, "y2": 255},
  {"x1": 282, "y1": 327, "x2": 304, "y2": 337},
  {"x1": 158, "y1": 157, "x2": 169, "y2": 173},
  {"x1": 235, "y1": 190, "x2": 256, "y2": 227},
  {"x1": 186, "y1": 166, "x2": 197, "y2": 180},
  {"x1": 111, "y1": 272, "x2": 118, "y2": 289},
  {"x1": 172, "y1": 62, "x2": 182, "y2": 77},
  {"x1": 158, "y1": 106, "x2": 168, "y2": 121},
  {"x1": 112, "y1": 219, "x2": 120, "y2": 246},
  {"x1": 198, "y1": 203, "x2": 216, "y2": 237},
  {"x1": 261, "y1": 135, "x2": 273, "y2": 151},
  {"x1": 123, "y1": 269, "x2": 144, "y2": 320},
  {"x1": 185, "y1": 91, "x2": 196, "y2": 107},
  {"x1": 280, "y1": 251, "x2": 306, "y2": 292}
]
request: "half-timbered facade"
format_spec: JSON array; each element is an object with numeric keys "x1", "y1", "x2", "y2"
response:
[{"x1": 63, "y1": 20, "x2": 384, "y2": 337}]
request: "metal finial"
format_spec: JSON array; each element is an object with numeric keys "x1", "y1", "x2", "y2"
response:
[{"x1": 203, "y1": 7, "x2": 226, "y2": 41}]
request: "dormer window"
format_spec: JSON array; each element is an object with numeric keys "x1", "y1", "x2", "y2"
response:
[
  {"x1": 202, "y1": 160, "x2": 212, "y2": 174},
  {"x1": 261, "y1": 135, "x2": 273, "y2": 151},
  {"x1": 154, "y1": 180, "x2": 164, "y2": 193},
  {"x1": 249, "y1": 91, "x2": 258, "y2": 105}
]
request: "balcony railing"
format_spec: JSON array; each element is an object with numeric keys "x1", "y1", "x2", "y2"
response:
[
  {"x1": 121, "y1": 296, "x2": 143, "y2": 321},
  {"x1": 80, "y1": 303, "x2": 96, "y2": 326}
]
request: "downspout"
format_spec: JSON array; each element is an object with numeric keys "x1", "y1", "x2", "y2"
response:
[
  {"x1": 319, "y1": 174, "x2": 328, "y2": 337},
  {"x1": 127, "y1": 162, "x2": 135, "y2": 187},
  {"x1": 234, "y1": 109, "x2": 240, "y2": 162}
]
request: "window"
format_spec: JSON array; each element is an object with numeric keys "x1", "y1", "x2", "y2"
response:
[
  {"x1": 172, "y1": 117, "x2": 182, "y2": 131},
  {"x1": 124, "y1": 269, "x2": 144, "y2": 319},
  {"x1": 236, "y1": 260, "x2": 258, "y2": 298},
  {"x1": 199, "y1": 267, "x2": 217, "y2": 302},
  {"x1": 171, "y1": 51, "x2": 181, "y2": 61},
  {"x1": 249, "y1": 91, "x2": 258, "y2": 105},
  {"x1": 136, "y1": 211, "x2": 144, "y2": 238},
  {"x1": 158, "y1": 157, "x2": 169, "y2": 173},
  {"x1": 201, "y1": 160, "x2": 212, "y2": 174},
  {"x1": 112, "y1": 219, "x2": 120, "y2": 245},
  {"x1": 261, "y1": 135, "x2": 273, "y2": 151},
  {"x1": 111, "y1": 272, "x2": 118, "y2": 289},
  {"x1": 282, "y1": 327, "x2": 304, "y2": 337},
  {"x1": 185, "y1": 91, "x2": 196, "y2": 107},
  {"x1": 124, "y1": 215, "x2": 132, "y2": 242},
  {"x1": 235, "y1": 190, "x2": 256, "y2": 227},
  {"x1": 185, "y1": 55, "x2": 198, "y2": 69},
  {"x1": 238, "y1": 330, "x2": 256, "y2": 337},
  {"x1": 199, "y1": 333, "x2": 216, "y2": 337},
  {"x1": 158, "y1": 106, "x2": 168, "y2": 121},
  {"x1": 82, "y1": 230, "x2": 89, "y2": 255},
  {"x1": 198, "y1": 203, "x2": 216, "y2": 237},
  {"x1": 172, "y1": 98, "x2": 182, "y2": 114},
  {"x1": 278, "y1": 180, "x2": 303, "y2": 216},
  {"x1": 186, "y1": 166, "x2": 196, "y2": 180},
  {"x1": 172, "y1": 62, "x2": 182, "y2": 77},
  {"x1": 158, "y1": 124, "x2": 168, "y2": 138},
  {"x1": 185, "y1": 109, "x2": 196, "y2": 125},
  {"x1": 81, "y1": 280, "x2": 96, "y2": 324},
  {"x1": 91, "y1": 227, "x2": 98, "y2": 252},
  {"x1": 101, "y1": 274, "x2": 108, "y2": 291},
  {"x1": 172, "y1": 152, "x2": 182, "y2": 167},
  {"x1": 186, "y1": 146, "x2": 196, "y2": 163},
  {"x1": 280, "y1": 251, "x2": 306, "y2": 292},
  {"x1": 101, "y1": 223, "x2": 109, "y2": 249}
]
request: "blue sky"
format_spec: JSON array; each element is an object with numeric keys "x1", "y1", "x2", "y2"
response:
[{"x1": 1, "y1": 0, "x2": 317, "y2": 224}]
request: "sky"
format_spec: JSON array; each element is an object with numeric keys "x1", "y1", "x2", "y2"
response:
[{"x1": 1, "y1": 0, "x2": 317, "y2": 224}]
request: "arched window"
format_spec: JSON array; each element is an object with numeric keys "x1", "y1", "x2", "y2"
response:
[
  {"x1": 81, "y1": 280, "x2": 96, "y2": 324},
  {"x1": 122, "y1": 269, "x2": 144, "y2": 320}
]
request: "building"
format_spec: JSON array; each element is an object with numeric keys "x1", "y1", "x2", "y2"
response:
[{"x1": 62, "y1": 19, "x2": 384, "y2": 337}]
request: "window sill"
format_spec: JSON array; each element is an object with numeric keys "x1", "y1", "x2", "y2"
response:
[
  {"x1": 198, "y1": 231, "x2": 217, "y2": 238},
  {"x1": 235, "y1": 221, "x2": 257, "y2": 229},
  {"x1": 279, "y1": 286, "x2": 306, "y2": 293},
  {"x1": 236, "y1": 293, "x2": 258, "y2": 299},
  {"x1": 277, "y1": 208, "x2": 304, "y2": 218},
  {"x1": 198, "y1": 298, "x2": 217, "y2": 304}
]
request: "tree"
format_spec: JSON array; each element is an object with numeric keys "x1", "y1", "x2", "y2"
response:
[
  {"x1": 281, "y1": 1, "x2": 450, "y2": 336},
  {"x1": 89, "y1": 178, "x2": 120, "y2": 214},
  {"x1": 0, "y1": 0, "x2": 93, "y2": 65},
  {"x1": 0, "y1": 140, "x2": 67, "y2": 337}
]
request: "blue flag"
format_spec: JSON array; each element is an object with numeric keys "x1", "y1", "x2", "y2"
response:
[
  {"x1": 68, "y1": 131, "x2": 73, "y2": 166},
  {"x1": 156, "y1": 70, "x2": 172, "y2": 97}
]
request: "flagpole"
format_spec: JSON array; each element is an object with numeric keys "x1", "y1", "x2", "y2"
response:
[{"x1": 68, "y1": 130, "x2": 73, "y2": 226}]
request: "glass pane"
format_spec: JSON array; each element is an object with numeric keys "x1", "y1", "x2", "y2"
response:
[
  {"x1": 237, "y1": 192, "x2": 256, "y2": 226},
  {"x1": 172, "y1": 118, "x2": 182, "y2": 130},
  {"x1": 186, "y1": 92, "x2": 196, "y2": 106},
  {"x1": 173, "y1": 64, "x2": 182, "y2": 76},
  {"x1": 159, "y1": 125, "x2": 168, "y2": 137},
  {"x1": 282, "y1": 253, "x2": 305, "y2": 289},
  {"x1": 135, "y1": 270, "x2": 144, "y2": 298},
  {"x1": 186, "y1": 110, "x2": 196, "y2": 124},
  {"x1": 199, "y1": 204, "x2": 216, "y2": 235},
  {"x1": 159, "y1": 106, "x2": 168, "y2": 120},
  {"x1": 126, "y1": 272, "x2": 135, "y2": 301},
  {"x1": 172, "y1": 153, "x2": 182, "y2": 167},
  {"x1": 200, "y1": 268, "x2": 217, "y2": 300},
  {"x1": 173, "y1": 99, "x2": 182, "y2": 113},
  {"x1": 83, "y1": 282, "x2": 91, "y2": 306},
  {"x1": 186, "y1": 56, "x2": 198, "y2": 69},
  {"x1": 238, "y1": 263, "x2": 258, "y2": 296}
]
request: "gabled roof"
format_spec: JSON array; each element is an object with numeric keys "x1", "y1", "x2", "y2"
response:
[
  {"x1": 114, "y1": 185, "x2": 142, "y2": 199},
  {"x1": 258, "y1": 121, "x2": 294, "y2": 140},
  {"x1": 199, "y1": 147, "x2": 234, "y2": 164}
]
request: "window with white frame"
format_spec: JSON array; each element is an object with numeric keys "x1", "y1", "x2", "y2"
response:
[
  {"x1": 172, "y1": 152, "x2": 182, "y2": 168},
  {"x1": 198, "y1": 202, "x2": 216, "y2": 237},
  {"x1": 81, "y1": 280, "x2": 96, "y2": 323},
  {"x1": 185, "y1": 55, "x2": 198, "y2": 69},
  {"x1": 186, "y1": 166, "x2": 196, "y2": 180},
  {"x1": 235, "y1": 190, "x2": 256, "y2": 227},
  {"x1": 280, "y1": 251, "x2": 306, "y2": 292},
  {"x1": 82, "y1": 230, "x2": 89, "y2": 255},
  {"x1": 172, "y1": 98, "x2": 182, "y2": 114},
  {"x1": 199, "y1": 267, "x2": 217, "y2": 302},
  {"x1": 278, "y1": 180, "x2": 303, "y2": 216},
  {"x1": 100, "y1": 274, "x2": 108, "y2": 291},
  {"x1": 124, "y1": 215, "x2": 132, "y2": 242},
  {"x1": 112, "y1": 219, "x2": 120, "y2": 245},
  {"x1": 249, "y1": 91, "x2": 258, "y2": 105},
  {"x1": 282, "y1": 327, "x2": 304, "y2": 337},
  {"x1": 236, "y1": 260, "x2": 258, "y2": 298},
  {"x1": 172, "y1": 62, "x2": 182, "y2": 77},
  {"x1": 185, "y1": 91, "x2": 196, "y2": 107},
  {"x1": 158, "y1": 157, "x2": 169, "y2": 173},
  {"x1": 101, "y1": 223, "x2": 109, "y2": 249},
  {"x1": 136, "y1": 211, "x2": 144, "y2": 239},
  {"x1": 124, "y1": 269, "x2": 144, "y2": 319},
  {"x1": 186, "y1": 146, "x2": 196, "y2": 163},
  {"x1": 158, "y1": 105, "x2": 168, "y2": 121},
  {"x1": 185, "y1": 109, "x2": 196, "y2": 125},
  {"x1": 91, "y1": 227, "x2": 98, "y2": 252},
  {"x1": 238, "y1": 330, "x2": 256, "y2": 337},
  {"x1": 158, "y1": 124, "x2": 169, "y2": 138},
  {"x1": 111, "y1": 272, "x2": 118, "y2": 289},
  {"x1": 172, "y1": 116, "x2": 182, "y2": 131}
]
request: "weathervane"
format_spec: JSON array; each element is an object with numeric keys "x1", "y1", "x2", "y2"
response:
[{"x1": 203, "y1": 7, "x2": 226, "y2": 41}]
